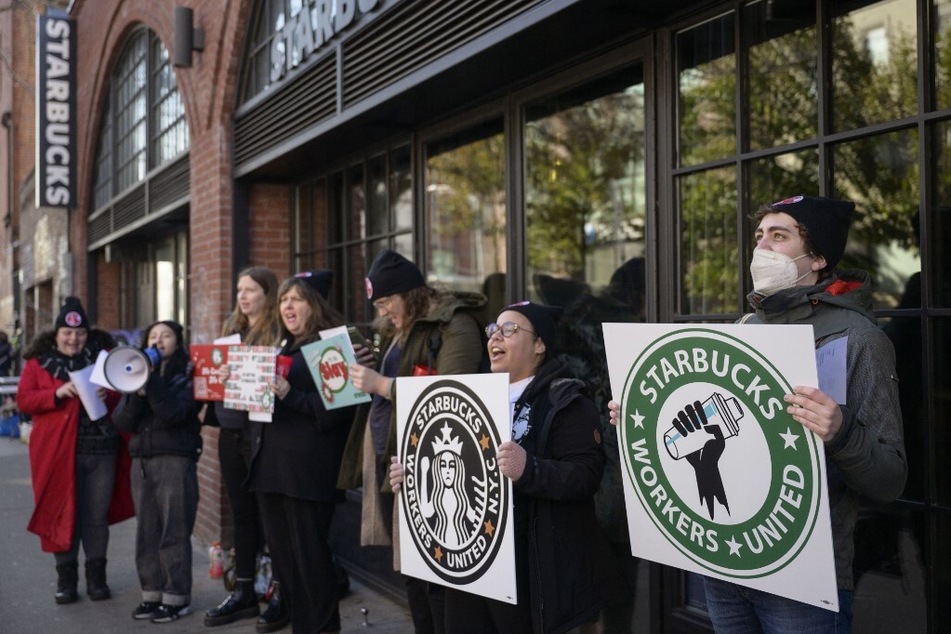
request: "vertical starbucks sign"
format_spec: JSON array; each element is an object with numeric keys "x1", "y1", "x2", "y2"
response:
[{"x1": 604, "y1": 324, "x2": 838, "y2": 611}]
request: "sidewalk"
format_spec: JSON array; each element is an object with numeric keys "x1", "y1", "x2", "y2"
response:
[{"x1": 0, "y1": 437, "x2": 414, "y2": 633}]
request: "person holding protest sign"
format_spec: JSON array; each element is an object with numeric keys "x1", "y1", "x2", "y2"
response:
[
  {"x1": 247, "y1": 272, "x2": 356, "y2": 634},
  {"x1": 204, "y1": 267, "x2": 282, "y2": 629},
  {"x1": 610, "y1": 195, "x2": 906, "y2": 631},
  {"x1": 343, "y1": 249, "x2": 485, "y2": 634},
  {"x1": 392, "y1": 301, "x2": 615, "y2": 633}
]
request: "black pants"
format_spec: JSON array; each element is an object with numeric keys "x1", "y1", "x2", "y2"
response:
[
  {"x1": 218, "y1": 428, "x2": 262, "y2": 579},
  {"x1": 443, "y1": 587, "x2": 532, "y2": 633},
  {"x1": 257, "y1": 493, "x2": 339, "y2": 633}
]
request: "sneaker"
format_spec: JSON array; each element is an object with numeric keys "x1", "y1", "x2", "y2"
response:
[
  {"x1": 151, "y1": 603, "x2": 193, "y2": 623},
  {"x1": 132, "y1": 601, "x2": 161, "y2": 620}
]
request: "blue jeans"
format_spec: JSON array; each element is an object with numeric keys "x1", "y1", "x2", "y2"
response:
[{"x1": 703, "y1": 577, "x2": 853, "y2": 633}]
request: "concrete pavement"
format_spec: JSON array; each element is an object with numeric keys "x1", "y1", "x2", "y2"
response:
[{"x1": 0, "y1": 436, "x2": 414, "y2": 633}]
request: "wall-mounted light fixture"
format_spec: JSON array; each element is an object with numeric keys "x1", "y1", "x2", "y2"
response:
[{"x1": 173, "y1": 6, "x2": 204, "y2": 68}]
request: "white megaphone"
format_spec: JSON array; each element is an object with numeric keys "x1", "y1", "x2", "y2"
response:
[{"x1": 103, "y1": 345, "x2": 160, "y2": 393}]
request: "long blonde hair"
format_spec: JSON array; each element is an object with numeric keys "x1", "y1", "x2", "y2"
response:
[{"x1": 220, "y1": 267, "x2": 281, "y2": 346}]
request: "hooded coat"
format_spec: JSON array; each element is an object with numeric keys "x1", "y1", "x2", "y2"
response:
[{"x1": 745, "y1": 269, "x2": 907, "y2": 589}]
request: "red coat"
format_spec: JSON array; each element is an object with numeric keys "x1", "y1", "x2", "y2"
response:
[{"x1": 16, "y1": 357, "x2": 135, "y2": 552}]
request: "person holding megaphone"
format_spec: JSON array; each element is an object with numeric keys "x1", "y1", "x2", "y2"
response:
[{"x1": 113, "y1": 320, "x2": 203, "y2": 624}]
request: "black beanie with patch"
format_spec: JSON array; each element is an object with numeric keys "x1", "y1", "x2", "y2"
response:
[
  {"x1": 365, "y1": 250, "x2": 425, "y2": 301},
  {"x1": 767, "y1": 195, "x2": 855, "y2": 269}
]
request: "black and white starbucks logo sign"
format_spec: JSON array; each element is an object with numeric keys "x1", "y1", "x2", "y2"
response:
[{"x1": 400, "y1": 380, "x2": 508, "y2": 584}]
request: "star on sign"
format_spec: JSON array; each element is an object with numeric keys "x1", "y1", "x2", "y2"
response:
[
  {"x1": 434, "y1": 546, "x2": 443, "y2": 562},
  {"x1": 780, "y1": 427, "x2": 800, "y2": 450},
  {"x1": 410, "y1": 433, "x2": 419, "y2": 447},
  {"x1": 484, "y1": 520, "x2": 495, "y2": 536},
  {"x1": 479, "y1": 434, "x2": 490, "y2": 451},
  {"x1": 629, "y1": 410, "x2": 645, "y2": 429},
  {"x1": 726, "y1": 535, "x2": 743, "y2": 556}
]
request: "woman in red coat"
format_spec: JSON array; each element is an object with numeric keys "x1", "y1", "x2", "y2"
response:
[{"x1": 16, "y1": 297, "x2": 133, "y2": 605}]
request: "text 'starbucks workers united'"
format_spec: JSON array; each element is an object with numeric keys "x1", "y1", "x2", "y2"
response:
[
  {"x1": 400, "y1": 379, "x2": 508, "y2": 583},
  {"x1": 618, "y1": 328, "x2": 823, "y2": 578}
]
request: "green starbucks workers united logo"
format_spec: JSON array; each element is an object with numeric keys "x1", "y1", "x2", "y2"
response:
[{"x1": 619, "y1": 328, "x2": 823, "y2": 578}]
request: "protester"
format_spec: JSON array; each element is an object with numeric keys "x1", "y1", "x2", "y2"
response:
[
  {"x1": 343, "y1": 249, "x2": 485, "y2": 633},
  {"x1": 390, "y1": 301, "x2": 614, "y2": 632},
  {"x1": 113, "y1": 320, "x2": 203, "y2": 623},
  {"x1": 610, "y1": 195, "x2": 906, "y2": 631},
  {"x1": 204, "y1": 267, "x2": 282, "y2": 630},
  {"x1": 247, "y1": 271, "x2": 356, "y2": 634},
  {"x1": 17, "y1": 296, "x2": 133, "y2": 605}
]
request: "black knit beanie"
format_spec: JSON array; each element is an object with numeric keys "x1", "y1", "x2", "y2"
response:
[
  {"x1": 295, "y1": 269, "x2": 334, "y2": 299},
  {"x1": 767, "y1": 195, "x2": 855, "y2": 269},
  {"x1": 54, "y1": 296, "x2": 89, "y2": 330},
  {"x1": 500, "y1": 301, "x2": 563, "y2": 355},
  {"x1": 365, "y1": 250, "x2": 425, "y2": 301}
]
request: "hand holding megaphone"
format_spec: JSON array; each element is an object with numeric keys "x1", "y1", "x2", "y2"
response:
[{"x1": 102, "y1": 345, "x2": 162, "y2": 394}]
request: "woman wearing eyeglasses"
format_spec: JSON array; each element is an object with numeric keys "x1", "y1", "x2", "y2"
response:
[
  {"x1": 391, "y1": 301, "x2": 616, "y2": 633},
  {"x1": 342, "y1": 249, "x2": 486, "y2": 634}
]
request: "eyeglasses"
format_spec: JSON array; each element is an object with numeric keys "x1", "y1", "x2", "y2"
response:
[{"x1": 485, "y1": 322, "x2": 537, "y2": 339}]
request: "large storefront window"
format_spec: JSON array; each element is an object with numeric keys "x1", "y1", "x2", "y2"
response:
[
  {"x1": 832, "y1": 0, "x2": 918, "y2": 132},
  {"x1": 744, "y1": 0, "x2": 818, "y2": 150},
  {"x1": 525, "y1": 68, "x2": 647, "y2": 309},
  {"x1": 677, "y1": 13, "x2": 736, "y2": 167},
  {"x1": 678, "y1": 167, "x2": 738, "y2": 316},
  {"x1": 937, "y1": 0, "x2": 951, "y2": 110},
  {"x1": 296, "y1": 145, "x2": 412, "y2": 322},
  {"x1": 424, "y1": 120, "x2": 505, "y2": 305}
]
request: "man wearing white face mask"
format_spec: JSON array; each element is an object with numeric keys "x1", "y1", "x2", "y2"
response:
[{"x1": 698, "y1": 195, "x2": 907, "y2": 632}]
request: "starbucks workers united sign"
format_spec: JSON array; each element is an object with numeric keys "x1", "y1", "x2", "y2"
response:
[{"x1": 603, "y1": 324, "x2": 838, "y2": 611}]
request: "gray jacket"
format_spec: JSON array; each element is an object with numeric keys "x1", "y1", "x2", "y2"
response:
[{"x1": 745, "y1": 269, "x2": 907, "y2": 589}]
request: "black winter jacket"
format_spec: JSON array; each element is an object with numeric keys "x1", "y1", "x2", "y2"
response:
[
  {"x1": 511, "y1": 358, "x2": 615, "y2": 633},
  {"x1": 248, "y1": 335, "x2": 355, "y2": 502},
  {"x1": 113, "y1": 366, "x2": 203, "y2": 461}
]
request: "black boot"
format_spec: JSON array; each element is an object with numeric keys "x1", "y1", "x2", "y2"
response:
[
  {"x1": 255, "y1": 581, "x2": 289, "y2": 633},
  {"x1": 204, "y1": 577, "x2": 260, "y2": 626},
  {"x1": 55, "y1": 561, "x2": 79, "y2": 605},
  {"x1": 85, "y1": 557, "x2": 111, "y2": 601}
]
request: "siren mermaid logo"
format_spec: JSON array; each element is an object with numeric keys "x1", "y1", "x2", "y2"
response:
[
  {"x1": 618, "y1": 328, "x2": 823, "y2": 578},
  {"x1": 401, "y1": 380, "x2": 507, "y2": 583}
]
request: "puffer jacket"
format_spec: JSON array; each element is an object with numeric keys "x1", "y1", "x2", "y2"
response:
[{"x1": 113, "y1": 367, "x2": 203, "y2": 461}]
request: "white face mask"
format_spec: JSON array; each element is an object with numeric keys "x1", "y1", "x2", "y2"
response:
[{"x1": 749, "y1": 249, "x2": 811, "y2": 296}]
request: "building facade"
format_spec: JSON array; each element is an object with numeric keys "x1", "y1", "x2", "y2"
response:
[{"x1": 3, "y1": 0, "x2": 947, "y2": 629}]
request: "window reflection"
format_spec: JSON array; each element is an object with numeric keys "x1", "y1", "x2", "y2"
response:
[
  {"x1": 936, "y1": 0, "x2": 951, "y2": 109},
  {"x1": 677, "y1": 13, "x2": 736, "y2": 166},
  {"x1": 851, "y1": 506, "x2": 928, "y2": 631},
  {"x1": 424, "y1": 120, "x2": 506, "y2": 306},
  {"x1": 744, "y1": 0, "x2": 818, "y2": 149},
  {"x1": 832, "y1": 0, "x2": 917, "y2": 132},
  {"x1": 679, "y1": 167, "x2": 739, "y2": 315},
  {"x1": 830, "y1": 130, "x2": 919, "y2": 309},
  {"x1": 932, "y1": 122, "x2": 951, "y2": 307}
]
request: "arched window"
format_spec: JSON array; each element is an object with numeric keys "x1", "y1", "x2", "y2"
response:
[{"x1": 92, "y1": 28, "x2": 188, "y2": 211}]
